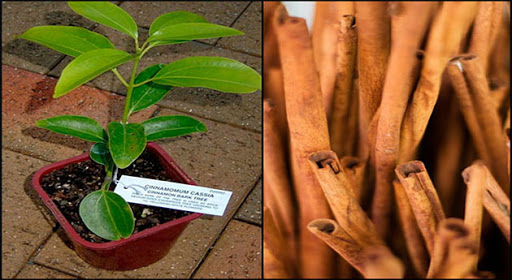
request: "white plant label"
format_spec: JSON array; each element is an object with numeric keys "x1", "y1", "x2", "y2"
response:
[{"x1": 114, "y1": 175, "x2": 232, "y2": 216}]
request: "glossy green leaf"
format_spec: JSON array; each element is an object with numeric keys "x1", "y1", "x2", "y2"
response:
[
  {"x1": 68, "y1": 1, "x2": 138, "y2": 39},
  {"x1": 79, "y1": 190, "x2": 134, "y2": 241},
  {"x1": 129, "y1": 64, "x2": 172, "y2": 115},
  {"x1": 149, "y1": 11, "x2": 208, "y2": 36},
  {"x1": 152, "y1": 56, "x2": 261, "y2": 93},
  {"x1": 90, "y1": 142, "x2": 114, "y2": 170},
  {"x1": 55, "y1": 49, "x2": 133, "y2": 98},
  {"x1": 142, "y1": 116, "x2": 206, "y2": 141},
  {"x1": 36, "y1": 115, "x2": 107, "y2": 142},
  {"x1": 18, "y1": 26, "x2": 114, "y2": 57},
  {"x1": 107, "y1": 122, "x2": 146, "y2": 169},
  {"x1": 148, "y1": 23, "x2": 243, "y2": 42},
  {"x1": 149, "y1": 40, "x2": 191, "y2": 48}
]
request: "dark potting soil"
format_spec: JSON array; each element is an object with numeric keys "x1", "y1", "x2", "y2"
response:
[{"x1": 41, "y1": 149, "x2": 192, "y2": 243}]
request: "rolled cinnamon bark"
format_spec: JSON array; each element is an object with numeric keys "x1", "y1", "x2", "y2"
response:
[
  {"x1": 355, "y1": 1, "x2": 390, "y2": 159},
  {"x1": 361, "y1": 245, "x2": 405, "y2": 279},
  {"x1": 372, "y1": 2, "x2": 434, "y2": 237},
  {"x1": 273, "y1": 5, "x2": 335, "y2": 278},
  {"x1": 447, "y1": 57, "x2": 490, "y2": 164},
  {"x1": 447, "y1": 55, "x2": 509, "y2": 194},
  {"x1": 339, "y1": 156, "x2": 365, "y2": 202},
  {"x1": 469, "y1": 2, "x2": 505, "y2": 73},
  {"x1": 465, "y1": 162, "x2": 511, "y2": 243},
  {"x1": 308, "y1": 219, "x2": 401, "y2": 278},
  {"x1": 462, "y1": 161, "x2": 486, "y2": 271},
  {"x1": 392, "y1": 180, "x2": 428, "y2": 277},
  {"x1": 399, "y1": 2, "x2": 478, "y2": 162},
  {"x1": 307, "y1": 219, "x2": 366, "y2": 275},
  {"x1": 264, "y1": 68, "x2": 287, "y2": 135},
  {"x1": 395, "y1": 161, "x2": 446, "y2": 254},
  {"x1": 313, "y1": 2, "x2": 354, "y2": 117},
  {"x1": 263, "y1": 99, "x2": 297, "y2": 260},
  {"x1": 427, "y1": 218, "x2": 478, "y2": 278},
  {"x1": 329, "y1": 15, "x2": 357, "y2": 158},
  {"x1": 264, "y1": 207, "x2": 295, "y2": 278},
  {"x1": 489, "y1": 8, "x2": 510, "y2": 85},
  {"x1": 308, "y1": 150, "x2": 381, "y2": 247}
]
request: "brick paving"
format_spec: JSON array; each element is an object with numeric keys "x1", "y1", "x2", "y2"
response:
[{"x1": 2, "y1": 1, "x2": 261, "y2": 279}]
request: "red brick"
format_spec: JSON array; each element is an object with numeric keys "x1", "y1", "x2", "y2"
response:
[
  {"x1": 193, "y1": 220, "x2": 261, "y2": 279},
  {"x1": 2, "y1": 150, "x2": 54, "y2": 278}
]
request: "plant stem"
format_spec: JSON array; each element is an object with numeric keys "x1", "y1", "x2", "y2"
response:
[
  {"x1": 112, "y1": 68, "x2": 129, "y2": 87},
  {"x1": 102, "y1": 167, "x2": 113, "y2": 192},
  {"x1": 122, "y1": 56, "x2": 141, "y2": 124}
]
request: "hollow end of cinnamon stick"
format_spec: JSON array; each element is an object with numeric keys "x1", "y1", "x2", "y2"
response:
[
  {"x1": 308, "y1": 150, "x2": 339, "y2": 171},
  {"x1": 308, "y1": 219, "x2": 338, "y2": 234},
  {"x1": 395, "y1": 160, "x2": 425, "y2": 178},
  {"x1": 343, "y1": 14, "x2": 357, "y2": 29},
  {"x1": 461, "y1": 160, "x2": 485, "y2": 184},
  {"x1": 439, "y1": 218, "x2": 470, "y2": 239}
]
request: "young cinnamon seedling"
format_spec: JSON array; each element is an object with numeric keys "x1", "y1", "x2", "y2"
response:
[{"x1": 20, "y1": 1, "x2": 261, "y2": 241}]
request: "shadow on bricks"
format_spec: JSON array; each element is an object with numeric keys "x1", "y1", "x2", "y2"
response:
[
  {"x1": 3, "y1": 10, "x2": 89, "y2": 69},
  {"x1": 23, "y1": 171, "x2": 60, "y2": 229},
  {"x1": 23, "y1": 170, "x2": 77, "y2": 253}
]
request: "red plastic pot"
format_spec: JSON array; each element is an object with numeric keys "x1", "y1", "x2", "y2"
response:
[{"x1": 32, "y1": 142, "x2": 202, "y2": 270}]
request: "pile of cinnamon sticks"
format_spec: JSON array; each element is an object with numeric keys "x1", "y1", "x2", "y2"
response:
[{"x1": 263, "y1": 2, "x2": 510, "y2": 278}]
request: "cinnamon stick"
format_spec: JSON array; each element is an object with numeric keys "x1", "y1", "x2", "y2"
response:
[
  {"x1": 308, "y1": 150, "x2": 381, "y2": 247},
  {"x1": 264, "y1": 68, "x2": 287, "y2": 135},
  {"x1": 263, "y1": 99, "x2": 296, "y2": 261},
  {"x1": 399, "y1": 2, "x2": 478, "y2": 162},
  {"x1": 354, "y1": 1, "x2": 390, "y2": 159},
  {"x1": 462, "y1": 161, "x2": 486, "y2": 271},
  {"x1": 329, "y1": 15, "x2": 357, "y2": 158},
  {"x1": 427, "y1": 218, "x2": 478, "y2": 278},
  {"x1": 264, "y1": 207, "x2": 294, "y2": 278},
  {"x1": 307, "y1": 219, "x2": 367, "y2": 276},
  {"x1": 312, "y1": 2, "x2": 354, "y2": 117},
  {"x1": 392, "y1": 180, "x2": 428, "y2": 277},
  {"x1": 339, "y1": 156, "x2": 365, "y2": 202},
  {"x1": 273, "y1": 5, "x2": 335, "y2": 277},
  {"x1": 488, "y1": 7, "x2": 510, "y2": 86},
  {"x1": 447, "y1": 55, "x2": 509, "y2": 194},
  {"x1": 446, "y1": 57, "x2": 490, "y2": 164},
  {"x1": 466, "y1": 162, "x2": 511, "y2": 243},
  {"x1": 395, "y1": 161, "x2": 446, "y2": 254},
  {"x1": 372, "y1": 2, "x2": 434, "y2": 237},
  {"x1": 307, "y1": 219, "x2": 402, "y2": 278},
  {"x1": 361, "y1": 245, "x2": 405, "y2": 278},
  {"x1": 469, "y1": 2, "x2": 505, "y2": 73}
]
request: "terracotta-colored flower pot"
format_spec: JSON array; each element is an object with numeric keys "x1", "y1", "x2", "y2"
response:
[{"x1": 32, "y1": 142, "x2": 202, "y2": 270}]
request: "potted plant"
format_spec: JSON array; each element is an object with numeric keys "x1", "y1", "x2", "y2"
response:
[{"x1": 23, "y1": 1, "x2": 261, "y2": 270}]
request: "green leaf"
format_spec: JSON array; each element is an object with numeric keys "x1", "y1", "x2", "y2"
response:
[
  {"x1": 68, "y1": 1, "x2": 138, "y2": 39},
  {"x1": 129, "y1": 64, "x2": 172, "y2": 115},
  {"x1": 107, "y1": 122, "x2": 146, "y2": 169},
  {"x1": 142, "y1": 115, "x2": 206, "y2": 141},
  {"x1": 18, "y1": 26, "x2": 114, "y2": 57},
  {"x1": 79, "y1": 190, "x2": 134, "y2": 241},
  {"x1": 149, "y1": 40, "x2": 190, "y2": 48},
  {"x1": 149, "y1": 11, "x2": 208, "y2": 36},
  {"x1": 55, "y1": 49, "x2": 133, "y2": 98},
  {"x1": 90, "y1": 142, "x2": 114, "y2": 170},
  {"x1": 148, "y1": 23, "x2": 243, "y2": 42},
  {"x1": 36, "y1": 115, "x2": 107, "y2": 142},
  {"x1": 152, "y1": 56, "x2": 261, "y2": 93}
]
